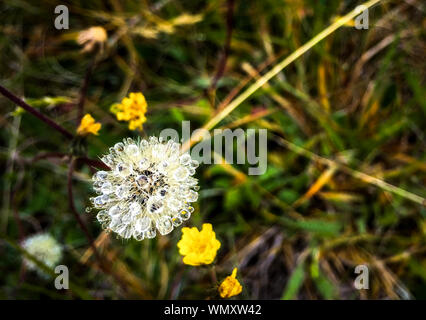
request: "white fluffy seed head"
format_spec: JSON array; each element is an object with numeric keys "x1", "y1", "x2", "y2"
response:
[
  {"x1": 21, "y1": 233, "x2": 62, "y2": 275},
  {"x1": 90, "y1": 137, "x2": 199, "y2": 240}
]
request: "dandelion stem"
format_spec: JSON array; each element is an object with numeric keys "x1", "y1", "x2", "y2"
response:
[{"x1": 0, "y1": 84, "x2": 74, "y2": 140}]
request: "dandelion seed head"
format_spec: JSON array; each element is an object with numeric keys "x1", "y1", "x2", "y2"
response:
[
  {"x1": 21, "y1": 233, "x2": 62, "y2": 274},
  {"x1": 91, "y1": 137, "x2": 199, "y2": 240}
]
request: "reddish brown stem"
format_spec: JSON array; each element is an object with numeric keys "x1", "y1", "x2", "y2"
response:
[
  {"x1": 77, "y1": 156, "x2": 110, "y2": 170},
  {"x1": 32, "y1": 152, "x2": 68, "y2": 163},
  {"x1": 0, "y1": 84, "x2": 74, "y2": 140}
]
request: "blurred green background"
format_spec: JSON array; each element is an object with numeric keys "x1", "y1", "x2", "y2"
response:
[{"x1": 1, "y1": 0, "x2": 425, "y2": 299}]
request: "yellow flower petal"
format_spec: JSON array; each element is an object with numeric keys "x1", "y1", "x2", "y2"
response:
[
  {"x1": 111, "y1": 92, "x2": 148, "y2": 131},
  {"x1": 219, "y1": 268, "x2": 243, "y2": 298},
  {"x1": 77, "y1": 113, "x2": 101, "y2": 136},
  {"x1": 177, "y1": 223, "x2": 221, "y2": 266}
]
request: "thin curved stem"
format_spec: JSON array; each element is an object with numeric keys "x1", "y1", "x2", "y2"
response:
[
  {"x1": 0, "y1": 84, "x2": 74, "y2": 140},
  {"x1": 67, "y1": 158, "x2": 100, "y2": 261},
  {"x1": 77, "y1": 58, "x2": 96, "y2": 125},
  {"x1": 77, "y1": 156, "x2": 110, "y2": 170},
  {"x1": 209, "y1": 0, "x2": 235, "y2": 92}
]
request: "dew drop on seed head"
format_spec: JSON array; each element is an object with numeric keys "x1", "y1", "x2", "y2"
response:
[
  {"x1": 115, "y1": 185, "x2": 129, "y2": 199},
  {"x1": 94, "y1": 195, "x2": 107, "y2": 206},
  {"x1": 101, "y1": 181, "x2": 113, "y2": 194},
  {"x1": 172, "y1": 216, "x2": 182, "y2": 227},
  {"x1": 126, "y1": 144, "x2": 140, "y2": 157},
  {"x1": 174, "y1": 166, "x2": 189, "y2": 181},
  {"x1": 190, "y1": 160, "x2": 199, "y2": 168},
  {"x1": 129, "y1": 202, "x2": 141, "y2": 216},
  {"x1": 94, "y1": 171, "x2": 108, "y2": 181},
  {"x1": 93, "y1": 181, "x2": 103, "y2": 190},
  {"x1": 114, "y1": 142, "x2": 124, "y2": 152},
  {"x1": 157, "y1": 188, "x2": 167, "y2": 198},
  {"x1": 187, "y1": 190, "x2": 198, "y2": 202},
  {"x1": 136, "y1": 175, "x2": 149, "y2": 188},
  {"x1": 180, "y1": 209, "x2": 191, "y2": 221},
  {"x1": 141, "y1": 139, "x2": 149, "y2": 148},
  {"x1": 135, "y1": 216, "x2": 150, "y2": 233},
  {"x1": 145, "y1": 227, "x2": 156, "y2": 239},
  {"x1": 133, "y1": 230, "x2": 144, "y2": 241},
  {"x1": 120, "y1": 225, "x2": 132, "y2": 239},
  {"x1": 138, "y1": 158, "x2": 149, "y2": 170},
  {"x1": 116, "y1": 162, "x2": 132, "y2": 177},
  {"x1": 97, "y1": 210, "x2": 109, "y2": 222},
  {"x1": 167, "y1": 198, "x2": 181, "y2": 211},
  {"x1": 149, "y1": 201, "x2": 164, "y2": 214},
  {"x1": 121, "y1": 212, "x2": 132, "y2": 224},
  {"x1": 109, "y1": 205, "x2": 121, "y2": 217},
  {"x1": 179, "y1": 153, "x2": 191, "y2": 166},
  {"x1": 157, "y1": 217, "x2": 173, "y2": 235}
]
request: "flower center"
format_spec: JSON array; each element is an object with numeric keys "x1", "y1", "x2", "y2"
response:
[{"x1": 125, "y1": 169, "x2": 169, "y2": 207}]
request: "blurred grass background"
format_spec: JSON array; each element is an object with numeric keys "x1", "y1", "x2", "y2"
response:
[{"x1": 1, "y1": 0, "x2": 426, "y2": 299}]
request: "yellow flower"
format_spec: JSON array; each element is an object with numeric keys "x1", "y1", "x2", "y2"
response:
[
  {"x1": 77, "y1": 113, "x2": 101, "y2": 136},
  {"x1": 77, "y1": 26, "x2": 107, "y2": 52},
  {"x1": 110, "y1": 92, "x2": 148, "y2": 131},
  {"x1": 177, "y1": 223, "x2": 221, "y2": 266},
  {"x1": 218, "y1": 268, "x2": 243, "y2": 298}
]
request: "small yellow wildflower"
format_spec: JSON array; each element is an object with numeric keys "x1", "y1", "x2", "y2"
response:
[
  {"x1": 177, "y1": 223, "x2": 221, "y2": 266},
  {"x1": 77, "y1": 26, "x2": 107, "y2": 52},
  {"x1": 110, "y1": 92, "x2": 148, "y2": 131},
  {"x1": 218, "y1": 268, "x2": 243, "y2": 298},
  {"x1": 77, "y1": 114, "x2": 101, "y2": 136}
]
